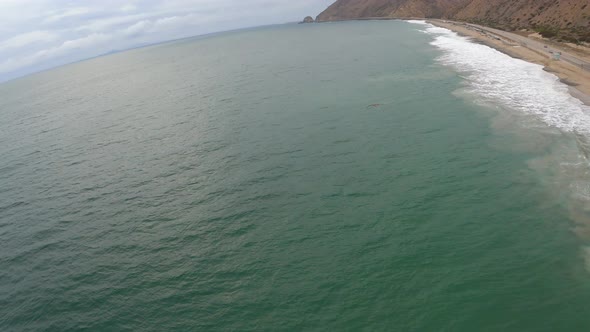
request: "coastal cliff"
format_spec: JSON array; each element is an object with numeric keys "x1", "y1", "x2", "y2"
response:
[{"x1": 317, "y1": 0, "x2": 590, "y2": 42}]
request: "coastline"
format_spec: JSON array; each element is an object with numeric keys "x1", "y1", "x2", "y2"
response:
[{"x1": 426, "y1": 19, "x2": 590, "y2": 107}]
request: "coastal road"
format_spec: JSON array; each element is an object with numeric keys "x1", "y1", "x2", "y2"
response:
[{"x1": 464, "y1": 23, "x2": 590, "y2": 72}]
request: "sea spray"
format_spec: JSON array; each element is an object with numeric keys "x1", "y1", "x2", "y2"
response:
[
  {"x1": 409, "y1": 20, "x2": 590, "y2": 136},
  {"x1": 409, "y1": 20, "x2": 590, "y2": 271}
]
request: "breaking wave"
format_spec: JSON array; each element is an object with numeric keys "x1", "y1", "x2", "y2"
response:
[
  {"x1": 409, "y1": 20, "x2": 590, "y2": 137},
  {"x1": 409, "y1": 20, "x2": 590, "y2": 271}
]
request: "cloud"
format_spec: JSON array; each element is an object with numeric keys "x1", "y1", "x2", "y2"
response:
[
  {"x1": 75, "y1": 14, "x2": 151, "y2": 33},
  {"x1": 0, "y1": 31, "x2": 58, "y2": 50},
  {"x1": 0, "y1": 0, "x2": 336, "y2": 81},
  {"x1": 121, "y1": 13, "x2": 216, "y2": 39},
  {"x1": 44, "y1": 7, "x2": 92, "y2": 24},
  {"x1": 121, "y1": 4, "x2": 138, "y2": 12},
  {"x1": 0, "y1": 33, "x2": 111, "y2": 74},
  {"x1": 50, "y1": 33, "x2": 112, "y2": 56},
  {"x1": 124, "y1": 20, "x2": 152, "y2": 37}
]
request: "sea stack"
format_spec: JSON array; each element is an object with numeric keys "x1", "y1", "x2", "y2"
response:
[{"x1": 300, "y1": 16, "x2": 315, "y2": 24}]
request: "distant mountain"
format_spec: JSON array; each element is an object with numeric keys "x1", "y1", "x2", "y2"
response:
[{"x1": 317, "y1": 0, "x2": 590, "y2": 42}]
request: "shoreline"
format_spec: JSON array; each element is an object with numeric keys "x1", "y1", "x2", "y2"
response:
[{"x1": 425, "y1": 19, "x2": 590, "y2": 107}]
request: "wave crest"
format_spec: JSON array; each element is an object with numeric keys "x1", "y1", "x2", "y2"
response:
[{"x1": 416, "y1": 22, "x2": 590, "y2": 138}]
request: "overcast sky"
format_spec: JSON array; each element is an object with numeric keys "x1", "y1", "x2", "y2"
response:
[{"x1": 0, "y1": 0, "x2": 334, "y2": 81}]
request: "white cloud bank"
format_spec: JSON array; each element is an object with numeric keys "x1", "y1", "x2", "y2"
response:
[
  {"x1": 0, "y1": 0, "x2": 334, "y2": 82},
  {"x1": 0, "y1": 31, "x2": 58, "y2": 50}
]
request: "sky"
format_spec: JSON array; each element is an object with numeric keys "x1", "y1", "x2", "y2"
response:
[{"x1": 0, "y1": 0, "x2": 334, "y2": 81}]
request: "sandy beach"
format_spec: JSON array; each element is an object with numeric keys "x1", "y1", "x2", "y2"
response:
[{"x1": 427, "y1": 20, "x2": 590, "y2": 106}]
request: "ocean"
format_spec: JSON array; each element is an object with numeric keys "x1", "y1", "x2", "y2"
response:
[{"x1": 1, "y1": 20, "x2": 590, "y2": 331}]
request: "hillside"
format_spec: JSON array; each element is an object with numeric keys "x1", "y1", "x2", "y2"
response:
[{"x1": 316, "y1": 0, "x2": 590, "y2": 42}]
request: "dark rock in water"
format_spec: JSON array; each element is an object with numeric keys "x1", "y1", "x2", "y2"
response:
[{"x1": 300, "y1": 16, "x2": 315, "y2": 24}]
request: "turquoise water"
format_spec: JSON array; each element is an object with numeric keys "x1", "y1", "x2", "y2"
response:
[{"x1": 2, "y1": 20, "x2": 590, "y2": 331}]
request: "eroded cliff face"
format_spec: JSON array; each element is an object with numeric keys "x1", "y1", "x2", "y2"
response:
[{"x1": 316, "y1": 0, "x2": 590, "y2": 42}]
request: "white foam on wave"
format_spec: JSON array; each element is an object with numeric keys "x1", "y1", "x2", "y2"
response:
[
  {"x1": 409, "y1": 21, "x2": 590, "y2": 136},
  {"x1": 411, "y1": 22, "x2": 590, "y2": 270}
]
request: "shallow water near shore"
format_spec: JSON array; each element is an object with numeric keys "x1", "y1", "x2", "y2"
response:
[
  {"x1": 412, "y1": 20, "x2": 590, "y2": 270},
  {"x1": 2, "y1": 20, "x2": 590, "y2": 331}
]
